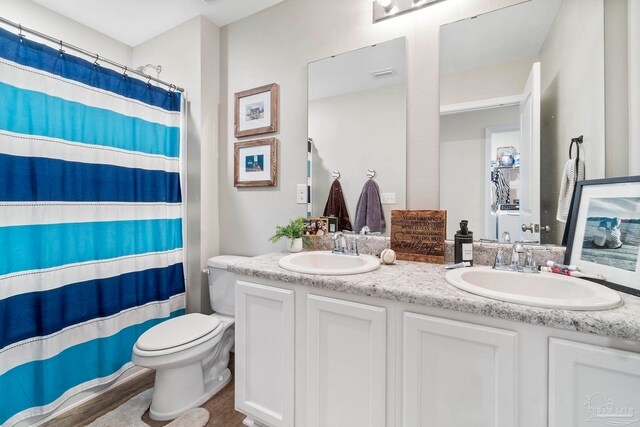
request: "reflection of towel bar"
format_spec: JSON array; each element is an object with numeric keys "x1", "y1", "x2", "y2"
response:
[
  {"x1": 331, "y1": 170, "x2": 340, "y2": 180},
  {"x1": 366, "y1": 169, "x2": 376, "y2": 178}
]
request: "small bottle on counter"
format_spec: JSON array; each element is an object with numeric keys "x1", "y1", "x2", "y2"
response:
[{"x1": 454, "y1": 220, "x2": 474, "y2": 266}]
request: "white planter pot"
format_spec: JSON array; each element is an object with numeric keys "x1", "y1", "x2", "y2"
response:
[{"x1": 288, "y1": 238, "x2": 303, "y2": 253}]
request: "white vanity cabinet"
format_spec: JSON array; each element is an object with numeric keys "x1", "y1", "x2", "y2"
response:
[
  {"x1": 402, "y1": 312, "x2": 518, "y2": 427},
  {"x1": 306, "y1": 295, "x2": 387, "y2": 427},
  {"x1": 234, "y1": 275, "x2": 640, "y2": 427},
  {"x1": 235, "y1": 281, "x2": 295, "y2": 427},
  {"x1": 549, "y1": 338, "x2": 640, "y2": 427}
]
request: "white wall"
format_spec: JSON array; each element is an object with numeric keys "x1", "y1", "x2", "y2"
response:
[
  {"x1": 539, "y1": 0, "x2": 605, "y2": 244},
  {"x1": 132, "y1": 16, "x2": 221, "y2": 313},
  {"x1": 219, "y1": 0, "x2": 522, "y2": 256},
  {"x1": 1, "y1": 0, "x2": 131, "y2": 66},
  {"x1": 309, "y1": 84, "x2": 406, "y2": 234},
  {"x1": 440, "y1": 106, "x2": 520, "y2": 239},
  {"x1": 604, "y1": 0, "x2": 629, "y2": 177}
]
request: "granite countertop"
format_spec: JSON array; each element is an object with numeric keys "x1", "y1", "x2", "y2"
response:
[{"x1": 228, "y1": 252, "x2": 640, "y2": 342}]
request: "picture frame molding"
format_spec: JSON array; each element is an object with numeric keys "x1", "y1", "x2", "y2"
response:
[
  {"x1": 234, "y1": 83, "x2": 279, "y2": 138},
  {"x1": 564, "y1": 175, "x2": 640, "y2": 296},
  {"x1": 234, "y1": 138, "x2": 279, "y2": 188}
]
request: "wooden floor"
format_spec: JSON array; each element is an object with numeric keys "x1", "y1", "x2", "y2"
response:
[{"x1": 44, "y1": 356, "x2": 246, "y2": 427}]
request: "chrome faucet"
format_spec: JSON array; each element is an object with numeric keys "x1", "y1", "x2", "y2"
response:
[
  {"x1": 332, "y1": 231, "x2": 359, "y2": 256},
  {"x1": 494, "y1": 233, "x2": 538, "y2": 273},
  {"x1": 332, "y1": 231, "x2": 346, "y2": 254},
  {"x1": 360, "y1": 225, "x2": 381, "y2": 236},
  {"x1": 511, "y1": 241, "x2": 526, "y2": 270}
]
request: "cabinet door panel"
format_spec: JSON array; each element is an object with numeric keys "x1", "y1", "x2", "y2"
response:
[
  {"x1": 403, "y1": 312, "x2": 517, "y2": 427},
  {"x1": 549, "y1": 338, "x2": 640, "y2": 427},
  {"x1": 235, "y1": 281, "x2": 294, "y2": 427},
  {"x1": 307, "y1": 294, "x2": 386, "y2": 427}
]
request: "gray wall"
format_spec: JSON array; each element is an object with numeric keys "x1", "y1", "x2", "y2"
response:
[
  {"x1": 218, "y1": 0, "x2": 523, "y2": 256},
  {"x1": 309, "y1": 84, "x2": 406, "y2": 233},
  {"x1": 440, "y1": 106, "x2": 520, "y2": 239},
  {"x1": 539, "y1": 0, "x2": 605, "y2": 244}
]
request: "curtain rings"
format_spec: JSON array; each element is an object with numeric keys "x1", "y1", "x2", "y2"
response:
[
  {"x1": 93, "y1": 54, "x2": 100, "y2": 67},
  {"x1": 18, "y1": 24, "x2": 24, "y2": 42},
  {"x1": 123, "y1": 66, "x2": 128, "y2": 79},
  {"x1": 58, "y1": 40, "x2": 64, "y2": 56}
]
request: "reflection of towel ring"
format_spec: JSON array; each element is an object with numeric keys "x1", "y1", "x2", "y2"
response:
[
  {"x1": 366, "y1": 169, "x2": 376, "y2": 178},
  {"x1": 331, "y1": 170, "x2": 340, "y2": 180}
]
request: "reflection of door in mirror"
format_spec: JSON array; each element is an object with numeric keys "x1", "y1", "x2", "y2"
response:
[
  {"x1": 439, "y1": 0, "x2": 637, "y2": 244},
  {"x1": 308, "y1": 38, "x2": 407, "y2": 236}
]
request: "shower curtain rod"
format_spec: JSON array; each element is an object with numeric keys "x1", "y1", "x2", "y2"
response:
[{"x1": 0, "y1": 16, "x2": 185, "y2": 93}]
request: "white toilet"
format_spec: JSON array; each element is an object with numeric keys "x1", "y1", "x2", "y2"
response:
[{"x1": 132, "y1": 255, "x2": 248, "y2": 421}]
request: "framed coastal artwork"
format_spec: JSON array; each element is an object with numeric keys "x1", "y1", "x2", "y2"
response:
[
  {"x1": 234, "y1": 138, "x2": 278, "y2": 187},
  {"x1": 565, "y1": 176, "x2": 640, "y2": 296},
  {"x1": 234, "y1": 83, "x2": 279, "y2": 138}
]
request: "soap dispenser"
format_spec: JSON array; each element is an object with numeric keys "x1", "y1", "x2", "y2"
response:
[{"x1": 454, "y1": 220, "x2": 474, "y2": 266}]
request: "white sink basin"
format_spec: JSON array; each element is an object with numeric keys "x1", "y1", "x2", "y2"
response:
[
  {"x1": 279, "y1": 251, "x2": 380, "y2": 275},
  {"x1": 445, "y1": 267, "x2": 622, "y2": 311}
]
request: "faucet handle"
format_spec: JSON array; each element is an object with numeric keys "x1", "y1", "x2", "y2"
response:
[
  {"x1": 523, "y1": 248, "x2": 538, "y2": 273},
  {"x1": 332, "y1": 231, "x2": 345, "y2": 253},
  {"x1": 346, "y1": 235, "x2": 359, "y2": 256},
  {"x1": 493, "y1": 244, "x2": 510, "y2": 270}
]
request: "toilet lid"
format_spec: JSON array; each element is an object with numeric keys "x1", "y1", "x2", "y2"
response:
[{"x1": 136, "y1": 313, "x2": 221, "y2": 351}]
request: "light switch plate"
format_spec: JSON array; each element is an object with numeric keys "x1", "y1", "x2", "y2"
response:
[
  {"x1": 381, "y1": 192, "x2": 396, "y2": 204},
  {"x1": 296, "y1": 184, "x2": 307, "y2": 204}
]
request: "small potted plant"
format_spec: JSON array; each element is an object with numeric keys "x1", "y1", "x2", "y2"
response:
[{"x1": 269, "y1": 217, "x2": 306, "y2": 252}]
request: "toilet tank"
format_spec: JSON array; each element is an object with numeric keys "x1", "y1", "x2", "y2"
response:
[{"x1": 206, "y1": 255, "x2": 249, "y2": 315}]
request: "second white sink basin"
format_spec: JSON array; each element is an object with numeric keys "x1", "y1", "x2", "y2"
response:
[
  {"x1": 279, "y1": 251, "x2": 380, "y2": 275},
  {"x1": 445, "y1": 267, "x2": 622, "y2": 311}
]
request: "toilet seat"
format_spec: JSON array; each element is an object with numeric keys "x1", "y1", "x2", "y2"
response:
[{"x1": 135, "y1": 313, "x2": 222, "y2": 355}]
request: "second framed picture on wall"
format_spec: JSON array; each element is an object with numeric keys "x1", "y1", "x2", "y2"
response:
[
  {"x1": 234, "y1": 83, "x2": 279, "y2": 138},
  {"x1": 234, "y1": 138, "x2": 278, "y2": 187}
]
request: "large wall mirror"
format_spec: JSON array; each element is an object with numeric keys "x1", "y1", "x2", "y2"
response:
[
  {"x1": 439, "y1": 0, "x2": 638, "y2": 244},
  {"x1": 308, "y1": 37, "x2": 407, "y2": 236}
]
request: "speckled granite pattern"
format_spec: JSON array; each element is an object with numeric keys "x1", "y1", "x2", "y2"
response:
[
  {"x1": 228, "y1": 252, "x2": 640, "y2": 342},
  {"x1": 305, "y1": 235, "x2": 390, "y2": 256},
  {"x1": 305, "y1": 236, "x2": 565, "y2": 267},
  {"x1": 446, "y1": 241, "x2": 567, "y2": 267}
]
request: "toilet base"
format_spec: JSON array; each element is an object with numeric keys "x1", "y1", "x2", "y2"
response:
[{"x1": 150, "y1": 366, "x2": 232, "y2": 421}]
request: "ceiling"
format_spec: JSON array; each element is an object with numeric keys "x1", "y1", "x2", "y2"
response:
[
  {"x1": 31, "y1": 0, "x2": 284, "y2": 47},
  {"x1": 440, "y1": 0, "x2": 563, "y2": 75},
  {"x1": 309, "y1": 37, "x2": 407, "y2": 101}
]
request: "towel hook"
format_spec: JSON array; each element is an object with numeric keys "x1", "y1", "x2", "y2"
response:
[
  {"x1": 569, "y1": 135, "x2": 583, "y2": 160},
  {"x1": 331, "y1": 170, "x2": 340, "y2": 180},
  {"x1": 366, "y1": 169, "x2": 376, "y2": 179}
]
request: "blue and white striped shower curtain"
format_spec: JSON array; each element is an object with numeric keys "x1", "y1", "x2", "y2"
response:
[{"x1": 0, "y1": 27, "x2": 186, "y2": 425}]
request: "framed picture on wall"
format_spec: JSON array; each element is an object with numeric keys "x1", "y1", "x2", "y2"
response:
[
  {"x1": 234, "y1": 138, "x2": 278, "y2": 187},
  {"x1": 565, "y1": 176, "x2": 640, "y2": 296},
  {"x1": 234, "y1": 83, "x2": 279, "y2": 138}
]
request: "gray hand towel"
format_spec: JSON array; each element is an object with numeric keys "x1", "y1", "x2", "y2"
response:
[{"x1": 354, "y1": 179, "x2": 385, "y2": 233}]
